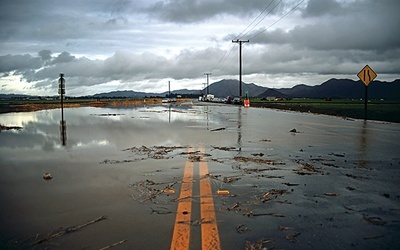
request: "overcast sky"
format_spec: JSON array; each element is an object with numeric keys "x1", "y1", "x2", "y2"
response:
[{"x1": 0, "y1": 0, "x2": 399, "y2": 96}]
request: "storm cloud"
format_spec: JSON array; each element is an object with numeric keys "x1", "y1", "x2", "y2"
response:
[{"x1": 0, "y1": 0, "x2": 399, "y2": 96}]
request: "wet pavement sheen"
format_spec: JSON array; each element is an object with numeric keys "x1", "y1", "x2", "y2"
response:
[{"x1": 1, "y1": 103, "x2": 400, "y2": 249}]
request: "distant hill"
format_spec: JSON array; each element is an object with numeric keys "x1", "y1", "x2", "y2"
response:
[
  {"x1": 0, "y1": 94, "x2": 38, "y2": 99},
  {"x1": 2, "y1": 78, "x2": 399, "y2": 100},
  {"x1": 256, "y1": 89, "x2": 288, "y2": 98},
  {"x1": 92, "y1": 90, "x2": 151, "y2": 98},
  {"x1": 206, "y1": 78, "x2": 400, "y2": 100},
  {"x1": 160, "y1": 89, "x2": 201, "y2": 96},
  {"x1": 207, "y1": 79, "x2": 267, "y2": 97},
  {"x1": 91, "y1": 89, "x2": 201, "y2": 98},
  {"x1": 275, "y1": 78, "x2": 400, "y2": 99}
]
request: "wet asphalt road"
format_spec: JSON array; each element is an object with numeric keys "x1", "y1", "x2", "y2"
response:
[{"x1": 1, "y1": 102, "x2": 400, "y2": 249}]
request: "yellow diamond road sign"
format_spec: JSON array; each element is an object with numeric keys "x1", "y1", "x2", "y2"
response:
[{"x1": 357, "y1": 65, "x2": 377, "y2": 86}]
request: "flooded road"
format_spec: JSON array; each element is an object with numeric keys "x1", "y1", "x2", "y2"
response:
[{"x1": 1, "y1": 102, "x2": 400, "y2": 249}]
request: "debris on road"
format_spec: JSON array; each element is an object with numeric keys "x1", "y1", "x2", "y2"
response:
[
  {"x1": 285, "y1": 232, "x2": 301, "y2": 242},
  {"x1": 180, "y1": 151, "x2": 211, "y2": 162},
  {"x1": 294, "y1": 161, "x2": 329, "y2": 175},
  {"x1": 282, "y1": 182, "x2": 300, "y2": 186},
  {"x1": 150, "y1": 207, "x2": 173, "y2": 215},
  {"x1": 278, "y1": 225, "x2": 293, "y2": 231},
  {"x1": 130, "y1": 180, "x2": 178, "y2": 203},
  {"x1": 101, "y1": 145, "x2": 188, "y2": 163},
  {"x1": 223, "y1": 176, "x2": 241, "y2": 183},
  {"x1": 235, "y1": 156, "x2": 282, "y2": 165},
  {"x1": 329, "y1": 152, "x2": 346, "y2": 157},
  {"x1": 236, "y1": 224, "x2": 252, "y2": 234},
  {"x1": 210, "y1": 127, "x2": 226, "y2": 132},
  {"x1": 212, "y1": 146, "x2": 238, "y2": 151},
  {"x1": 99, "y1": 239, "x2": 127, "y2": 250},
  {"x1": 245, "y1": 238, "x2": 273, "y2": 250},
  {"x1": 323, "y1": 192, "x2": 340, "y2": 197},
  {"x1": 363, "y1": 234, "x2": 384, "y2": 240},
  {"x1": 31, "y1": 215, "x2": 107, "y2": 246},
  {"x1": 43, "y1": 172, "x2": 52, "y2": 181},
  {"x1": 363, "y1": 216, "x2": 387, "y2": 226}
]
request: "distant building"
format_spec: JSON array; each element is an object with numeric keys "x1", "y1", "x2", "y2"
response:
[{"x1": 266, "y1": 96, "x2": 275, "y2": 101}]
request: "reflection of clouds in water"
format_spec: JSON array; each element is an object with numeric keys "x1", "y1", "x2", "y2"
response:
[
  {"x1": 357, "y1": 121, "x2": 369, "y2": 168},
  {"x1": 0, "y1": 105, "x2": 224, "y2": 151},
  {"x1": 76, "y1": 140, "x2": 110, "y2": 148},
  {"x1": 0, "y1": 111, "x2": 40, "y2": 127}
]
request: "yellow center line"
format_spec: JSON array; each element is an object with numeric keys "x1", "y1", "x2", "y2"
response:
[
  {"x1": 199, "y1": 146, "x2": 221, "y2": 250},
  {"x1": 170, "y1": 147, "x2": 194, "y2": 250},
  {"x1": 170, "y1": 146, "x2": 221, "y2": 250}
]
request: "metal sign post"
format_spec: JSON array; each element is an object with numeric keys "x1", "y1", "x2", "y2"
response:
[
  {"x1": 357, "y1": 65, "x2": 377, "y2": 121},
  {"x1": 58, "y1": 73, "x2": 65, "y2": 113},
  {"x1": 58, "y1": 74, "x2": 67, "y2": 145}
]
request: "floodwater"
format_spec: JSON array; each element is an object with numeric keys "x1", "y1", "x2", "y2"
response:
[{"x1": 1, "y1": 102, "x2": 400, "y2": 249}]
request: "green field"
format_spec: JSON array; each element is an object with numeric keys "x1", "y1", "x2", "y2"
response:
[{"x1": 251, "y1": 99, "x2": 400, "y2": 123}]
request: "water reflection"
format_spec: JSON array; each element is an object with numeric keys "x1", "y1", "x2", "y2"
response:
[
  {"x1": 237, "y1": 106, "x2": 242, "y2": 151},
  {"x1": 0, "y1": 105, "x2": 224, "y2": 152},
  {"x1": 60, "y1": 119, "x2": 67, "y2": 146},
  {"x1": 60, "y1": 103, "x2": 67, "y2": 146},
  {"x1": 358, "y1": 121, "x2": 369, "y2": 168},
  {"x1": 168, "y1": 104, "x2": 171, "y2": 123}
]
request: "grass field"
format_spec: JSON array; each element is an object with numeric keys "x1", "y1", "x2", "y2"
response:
[{"x1": 251, "y1": 99, "x2": 400, "y2": 123}]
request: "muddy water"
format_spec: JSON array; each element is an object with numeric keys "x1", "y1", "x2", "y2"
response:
[{"x1": 1, "y1": 103, "x2": 399, "y2": 249}]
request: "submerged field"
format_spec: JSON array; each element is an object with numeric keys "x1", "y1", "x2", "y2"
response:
[{"x1": 1, "y1": 98, "x2": 399, "y2": 123}]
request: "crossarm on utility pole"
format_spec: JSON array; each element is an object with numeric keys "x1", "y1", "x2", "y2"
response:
[{"x1": 232, "y1": 40, "x2": 249, "y2": 102}]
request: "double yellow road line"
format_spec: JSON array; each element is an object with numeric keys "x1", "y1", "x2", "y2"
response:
[{"x1": 170, "y1": 146, "x2": 221, "y2": 250}]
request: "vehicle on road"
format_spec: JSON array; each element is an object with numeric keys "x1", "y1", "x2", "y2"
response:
[
  {"x1": 224, "y1": 96, "x2": 233, "y2": 104},
  {"x1": 232, "y1": 97, "x2": 242, "y2": 105}
]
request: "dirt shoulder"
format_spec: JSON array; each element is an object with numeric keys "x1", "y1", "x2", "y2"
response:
[{"x1": 0, "y1": 98, "x2": 192, "y2": 114}]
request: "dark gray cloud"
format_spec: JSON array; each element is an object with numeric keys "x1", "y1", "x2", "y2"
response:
[
  {"x1": 302, "y1": 0, "x2": 343, "y2": 17},
  {"x1": 0, "y1": 54, "x2": 42, "y2": 72},
  {"x1": 244, "y1": 0, "x2": 400, "y2": 50},
  {"x1": 0, "y1": 0, "x2": 399, "y2": 95},
  {"x1": 146, "y1": 0, "x2": 272, "y2": 23}
]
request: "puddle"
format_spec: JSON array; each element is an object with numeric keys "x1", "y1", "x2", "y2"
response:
[{"x1": 1, "y1": 104, "x2": 400, "y2": 249}]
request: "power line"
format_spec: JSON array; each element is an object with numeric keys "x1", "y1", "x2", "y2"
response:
[
  {"x1": 248, "y1": 0, "x2": 305, "y2": 40},
  {"x1": 210, "y1": 1, "x2": 279, "y2": 74},
  {"x1": 211, "y1": 44, "x2": 235, "y2": 72},
  {"x1": 237, "y1": 0, "x2": 283, "y2": 40},
  {"x1": 236, "y1": 0, "x2": 277, "y2": 40},
  {"x1": 210, "y1": 0, "x2": 304, "y2": 78}
]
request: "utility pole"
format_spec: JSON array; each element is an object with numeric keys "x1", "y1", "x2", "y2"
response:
[
  {"x1": 232, "y1": 39, "x2": 249, "y2": 102},
  {"x1": 168, "y1": 81, "x2": 171, "y2": 99},
  {"x1": 204, "y1": 73, "x2": 211, "y2": 96}
]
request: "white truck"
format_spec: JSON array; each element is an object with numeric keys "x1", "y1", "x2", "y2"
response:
[{"x1": 205, "y1": 94, "x2": 214, "y2": 102}]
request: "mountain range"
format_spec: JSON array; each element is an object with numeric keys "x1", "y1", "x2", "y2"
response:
[
  {"x1": 1, "y1": 78, "x2": 399, "y2": 100},
  {"x1": 206, "y1": 78, "x2": 400, "y2": 100}
]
